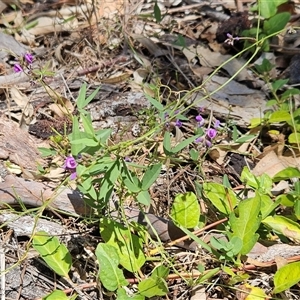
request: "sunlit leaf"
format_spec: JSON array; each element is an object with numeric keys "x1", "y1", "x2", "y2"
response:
[
  {"x1": 171, "y1": 192, "x2": 200, "y2": 228},
  {"x1": 95, "y1": 243, "x2": 128, "y2": 291},
  {"x1": 141, "y1": 163, "x2": 162, "y2": 190},
  {"x1": 203, "y1": 183, "x2": 238, "y2": 215},
  {"x1": 100, "y1": 218, "x2": 146, "y2": 272},
  {"x1": 273, "y1": 261, "x2": 300, "y2": 293},
  {"x1": 263, "y1": 215, "x2": 300, "y2": 242},
  {"x1": 230, "y1": 193, "x2": 261, "y2": 255},
  {"x1": 32, "y1": 231, "x2": 72, "y2": 278}
]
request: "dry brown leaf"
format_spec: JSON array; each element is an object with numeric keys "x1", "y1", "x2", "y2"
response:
[
  {"x1": 183, "y1": 45, "x2": 253, "y2": 81},
  {"x1": 253, "y1": 150, "x2": 286, "y2": 177},
  {"x1": 191, "y1": 286, "x2": 207, "y2": 300},
  {"x1": 97, "y1": 0, "x2": 124, "y2": 18},
  {"x1": 191, "y1": 75, "x2": 267, "y2": 126},
  {"x1": 133, "y1": 68, "x2": 149, "y2": 85},
  {"x1": 208, "y1": 146, "x2": 227, "y2": 165},
  {"x1": 10, "y1": 86, "x2": 34, "y2": 125},
  {"x1": 10, "y1": 86, "x2": 29, "y2": 108},
  {"x1": 275, "y1": 255, "x2": 288, "y2": 269}
]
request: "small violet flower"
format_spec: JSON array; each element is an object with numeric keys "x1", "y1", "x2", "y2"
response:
[
  {"x1": 175, "y1": 119, "x2": 182, "y2": 127},
  {"x1": 24, "y1": 53, "x2": 34, "y2": 65},
  {"x1": 196, "y1": 115, "x2": 205, "y2": 127},
  {"x1": 225, "y1": 33, "x2": 239, "y2": 46},
  {"x1": 14, "y1": 64, "x2": 23, "y2": 73},
  {"x1": 214, "y1": 119, "x2": 220, "y2": 129},
  {"x1": 206, "y1": 128, "x2": 217, "y2": 140},
  {"x1": 195, "y1": 137, "x2": 203, "y2": 143},
  {"x1": 205, "y1": 140, "x2": 212, "y2": 148},
  {"x1": 64, "y1": 156, "x2": 77, "y2": 180},
  {"x1": 124, "y1": 156, "x2": 131, "y2": 162}
]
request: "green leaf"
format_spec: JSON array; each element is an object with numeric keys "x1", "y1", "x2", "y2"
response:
[
  {"x1": 254, "y1": 58, "x2": 274, "y2": 74},
  {"x1": 138, "y1": 267, "x2": 169, "y2": 299},
  {"x1": 189, "y1": 148, "x2": 199, "y2": 161},
  {"x1": 203, "y1": 183, "x2": 238, "y2": 215},
  {"x1": 273, "y1": 261, "x2": 300, "y2": 293},
  {"x1": 95, "y1": 243, "x2": 128, "y2": 291},
  {"x1": 76, "y1": 83, "x2": 101, "y2": 110},
  {"x1": 71, "y1": 138, "x2": 98, "y2": 147},
  {"x1": 163, "y1": 132, "x2": 172, "y2": 154},
  {"x1": 281, "y1": 88, "x2": 300, "y2": 100},
  {"x1": 153, "y1": 1, "x2": 162, "y2": 23},
  {"x1": 137, "y1": 190, "x2": 151, "y2": 206},
  {"x1": 277, "y1": 194, "x2": 295, "y2": 207},
  {"x1": 258, "y1": 0, "x2": 288, "y2": 18},
  {"x1": 272, "y1": 79, "x2": 289, "y2": 92},
  {"x1": 230, "y1": 193, "x2": 261, "y2": 255},
  {"x1": 260, "y1": 194, "x2": 280, "y2": 219},
  {"x1": 38, "y1": 147, "x2": 57, "y2": 157},
  {"x1": 152, "y1": 265, "x2": 169, "y2": 279},
  {"x1": 81, "y1": 114, "x2": 95, "y2": 136},
  {"x1": 43, "y1": 290, "x2": 74, "y2": 300},
  {"x1": 122, "y1": 165, "x2": 141, "y2": 193},
  {"x1": 273, "y1": 167, "x2": 300, "y2": 182},
  {"x1": 171, "y1": 192, "x2": 200, "y2": 228},
  {"x1": 32, "y1": 231, "x2": 72, "y2": 278},
  {"x1": 172, "y1": 134, "x2": 201, "y2": 153},
  {"x1": 100, "y1": 218, "x2": 146, "y2": 272},
  {"x1": 268, "y1": 111, "x2": 291, "y2": 123},
  {"x1": 76, "y1": 82, "x2": 87, "y2": 110},
  {"x1": 234, "y1": 134, "x2": 257, "y2": 143},
  {"x1": 197, "y1": 268, "x2": 220, "y2": 284},
  {"x1": 141, "y1": 163, "x2": 162, "y2": 190},
  {"x1": 145, "y1": 94, "x2": 164, "y2": 111},
  {"x1": 262, "y1": 215, "x2": 300, "y2": 242},
  {"x1": 294, "y1": 199, "x2": 300, "y2": 220},
  {"x1": 70, "y1": 116, "x2": 84, "y2": 156},
  {"x1": 98, "y1": 159, "x2": 121, "y2": 206},
  {"x1": 84, "y1": 86, "x2": 101, "y2": 108},
  {"x1": 288, "y1": 132, "x2": 300, "y2": 144},
  {"x1": 241, "y1": 167, "x2": 259, "y2": 189},
  {"x1": 163, "y1": 132, "x2": 201, "y2": 155},
  {"x1": 263, "y1": 12, "x2": 290, "y2": 35},
  {"x1": 138, "y1": 277, "x2": 168, "y2": 297},
  {"x1": 96, "y1": 128, "x2": 112, "y2": 144}
]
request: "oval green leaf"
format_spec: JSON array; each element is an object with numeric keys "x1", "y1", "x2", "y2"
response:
[
  {"x1": 171, "y1": 192, "x2": 200, "y2": 228},
  {"x1": 32, "y1": 231, "x2": 72, "y2": 278},
  {"x1": 95, "y1": 243, "x2": 128, "y2": 291},
  {"x1": 274, "y1": 261, "x2": 300, "y2": 293}
]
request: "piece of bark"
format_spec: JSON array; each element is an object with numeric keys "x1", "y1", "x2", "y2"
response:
[
  {"x1": 0, "y1": 116, "x2": 41, "y2": 172},
  {"x1": 0, "y1": 175, "x2": 89, "y2": 215},
  {"x1": 0, "y1": 212, "x2": 68, "y2": 237},
  {"x1": 0, "y1": 32, "x2": 28, "y2": 61}
]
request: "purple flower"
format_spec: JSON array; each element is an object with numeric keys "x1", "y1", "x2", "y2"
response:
[
  {"x1": 205, "y1": 140, "x2": 212, "y2": 147},
  {"x1": 196, "y1": 115, "x2": 205, "y2": 127},
  {"x1": 206, "y1": 128, "x2": 217, "y2": 140},
  {"x1": 225, "y1": 33, "x2": 239, "y2": 46},
  {"x1": 214, "y1": 120, "x2": 220, "y2": 129},
  {"x1": 24, "y1": 53, "x2": 34, "y2": 64},
  {"x1": 175, "y1": 119, "x2": 182, "y2": 127},
  {"x1": 70, "y1": 172, "x2": 77, "y2": 180},
  {"x1": 124, "y1": 156, "x2": 131, "y2": 162},
  {"x1": 63, "y1": 156, "x2": 77, "y2": 180},
  {"x1": 14, "y1": 64, "x2": 23, "y2": 73},
  {"x1": 195, "y1": 137, "x2": 203, "y2": 143},
  {"x1": 64, "y1": 156, "x2": 77, "y2": 169}
]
